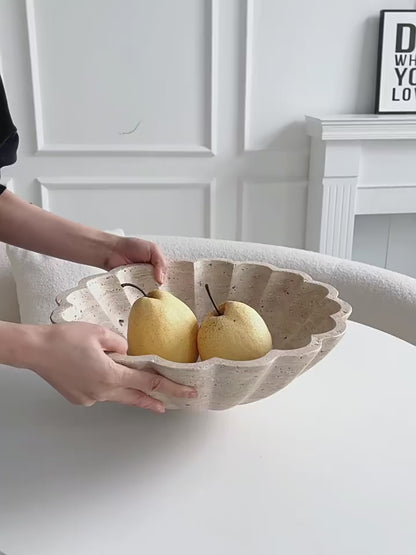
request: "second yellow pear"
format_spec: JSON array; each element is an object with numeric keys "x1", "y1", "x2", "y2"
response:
[{"x1": 197, "y1": 285, "x2": 273, "y2": 361}]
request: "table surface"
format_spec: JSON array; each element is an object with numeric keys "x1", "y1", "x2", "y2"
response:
[{"x1": 0, "y1": 321, "x2": 415, "y2": 555}]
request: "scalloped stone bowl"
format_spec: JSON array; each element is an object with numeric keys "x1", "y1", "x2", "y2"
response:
[{"x1": 51, "y1": 260, "x2": 351, "y2": 410}]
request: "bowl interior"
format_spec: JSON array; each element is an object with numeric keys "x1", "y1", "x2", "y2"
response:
[{"x1": 55, "y1": 260, "x2": 344, "y2": 352}]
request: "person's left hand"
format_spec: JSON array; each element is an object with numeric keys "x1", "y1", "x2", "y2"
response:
[{"x1": 104, "y1": 236, "x2": 167, "y2": 284}]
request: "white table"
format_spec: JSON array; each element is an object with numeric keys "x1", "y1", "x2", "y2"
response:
[{"x1": 0, "y1": 321, "x2": 415, "y2": 555}]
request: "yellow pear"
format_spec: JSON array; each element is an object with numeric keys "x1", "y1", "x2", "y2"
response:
[
  {"x1": 197, "y1": 285, "x2": 273, "y2": 361},
  {"x1": 122, "y1": 284, "x2": 198, "y2": 363}
]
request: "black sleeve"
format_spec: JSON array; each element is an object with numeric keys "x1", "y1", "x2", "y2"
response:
[
  {"x1": 0, "y1": 74, "x2": 18, "y2": 171},
  {"x1": 0, "y1": 130, "x2": 19, "y2": 169},
  {"x1": 0, "y1": 184, "x2": 6, "y2": 196}
]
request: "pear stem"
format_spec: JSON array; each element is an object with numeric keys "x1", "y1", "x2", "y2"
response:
[
  {"x1": 205, "y1": 284, "x2": 222, "y2": 316},
  {"x1": 121, "y1": 283, "x2": 147, "y2": 297}
]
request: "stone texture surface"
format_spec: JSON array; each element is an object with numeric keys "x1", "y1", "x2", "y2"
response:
[{"x1": 51, "y1": 260, "x2": 351, "y2": 410}]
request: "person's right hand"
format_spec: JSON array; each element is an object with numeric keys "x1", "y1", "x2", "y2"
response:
[{"x1": 31, "y1": 322, "x2": 198, "y2": 413}]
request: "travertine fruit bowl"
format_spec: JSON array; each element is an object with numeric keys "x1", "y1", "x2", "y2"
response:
[{"x1": 51, "y1": 260, "x2": 351, "y2": 410}]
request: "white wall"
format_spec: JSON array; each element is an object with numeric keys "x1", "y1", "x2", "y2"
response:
[{"x1": 0, "y1": 0, "x2": 415, "y2": 269}]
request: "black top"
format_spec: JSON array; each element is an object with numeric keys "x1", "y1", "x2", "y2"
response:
[{"x1": 0, "y1": 74, "x2": 19, "y2": 195}]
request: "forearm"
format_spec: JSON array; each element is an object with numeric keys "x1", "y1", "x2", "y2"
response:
[
  {"x1": 0, "y1": 190, "x2": 117, "y2": 268},
  {"x1": 0, "y1": 321, "x2": 45, "y2": 369}
]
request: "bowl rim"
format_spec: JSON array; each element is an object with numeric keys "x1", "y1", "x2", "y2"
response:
[{"x1": 50, "y1": 259, "x2": 352, "y2": 368}]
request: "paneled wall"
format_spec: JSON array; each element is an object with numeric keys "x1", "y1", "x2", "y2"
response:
[{"x1": 0, "y1": 0, "x2": 415, "y2": 275}]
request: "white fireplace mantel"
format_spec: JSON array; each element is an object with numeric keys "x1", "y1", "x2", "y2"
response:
[
  {"x1": 305, "y1": 114, "x2": 416, "y2": 259},
  {"x1": 306, "y1": 114, "x2": 416, "y2": 141}
]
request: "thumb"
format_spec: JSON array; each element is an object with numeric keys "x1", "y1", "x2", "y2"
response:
[
  {"x1": 150, "y1": 244, "x2": 167, "y2": 284},
  {"x1": 98, "y1": 328, "x2": 128, "y2": 354},
  {"x1": 153, "y1": 261, "x2": 165, "y2": 285}
]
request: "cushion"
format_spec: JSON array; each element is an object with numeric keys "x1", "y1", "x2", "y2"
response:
[
  {"x1": 0, "y1": 241, "x2": 20, "y2": 322},
  {"x1": 6, "y1": 230, "x2": 124, "y2": 325}
]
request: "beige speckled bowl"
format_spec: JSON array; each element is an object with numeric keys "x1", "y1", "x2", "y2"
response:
[{"x1": 51, "y1": 260, "x2": 351, "y2": 410}]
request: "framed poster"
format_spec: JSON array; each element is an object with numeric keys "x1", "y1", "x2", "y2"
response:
[{"x1": 375, "y1": 10, "x2": 416, "y2": 114}]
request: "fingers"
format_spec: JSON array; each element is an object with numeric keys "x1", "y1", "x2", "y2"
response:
[
  {"x1": 106, "y1": 388, "x2": 166, "y2": 413},
  {"x1": 149, "y1": 243, "x2": 167, "y2": 284},
  {"x1": 120, "y1": 366, "x2": 198, "y2": 400},
  {"x1": 98, "y1": 327, "x2": 128, "y2": 354}
]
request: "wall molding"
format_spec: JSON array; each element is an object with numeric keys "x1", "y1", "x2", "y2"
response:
[
  {"x1": 33, "y1": 144, "x2": 214, "y2": 156},
  {"x1": 26, "y1": 0, "x2": 45, "y2": 150},
  {"x1": 209, "y1": 0, "x2": 219, "y2": 157},
  {"x1": 37, "y1": 177, "x2": 216, "y2": 238},
  {"x1": 26, "y1": 0, "x2": 219, "y2": 157},
  {"x1": 242, "y1": 0, "x2": 254, "y2": 152}
]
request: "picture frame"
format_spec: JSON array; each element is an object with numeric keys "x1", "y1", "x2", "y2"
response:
[{"x1": 375, "y1": 9, "x2": 416, "y2": 114}]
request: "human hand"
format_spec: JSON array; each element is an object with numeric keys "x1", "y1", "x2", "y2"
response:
[
  {"x1": 31, "y1": 322, "x2": 197, "y2": 413},
  {"x1": 104, "y1": 236, "x2": 167, "y2": 284}
]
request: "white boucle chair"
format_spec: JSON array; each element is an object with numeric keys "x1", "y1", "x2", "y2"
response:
[
  {"x1": 1, "y1": 236, "x2": 416, "y2": 344},
  {"x1": 142, "y1": 235, "x2": 416, "y2": 346}
]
